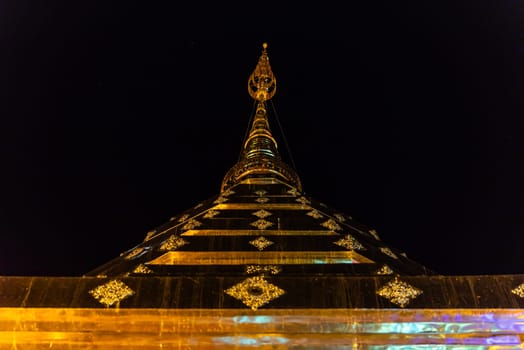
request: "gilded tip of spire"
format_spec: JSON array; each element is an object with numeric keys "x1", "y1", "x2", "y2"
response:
[
  {"x1": 262, "y1": 42, "x2": 268, "y2": 50},
  {"x1": 248, "y1": 42, "x2": 276, "y2": 101}
]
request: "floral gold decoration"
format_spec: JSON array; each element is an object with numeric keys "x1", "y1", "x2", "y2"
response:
[
  {"x1": 159, "y1": 235, "x2": 189, "y2": 251},
  {"x1": 250, "y1": 219, "x2": 273, "y2": 230},
  {"x1": 203, "y1": 210, "x2": 220, "y2": 219},
  {"x1": 376, "y1": 264, "x2": 394, "y2": 275},
  {"x1": 254, "y1": 190, "x2": 267, "y2": 196},
  {"x1": 182, "y1": 219, "x2": 202, "y2": 230},
  {"x1": 380, "y1": 247, "x2": 399, "y2": 259},
  {"x1": 255, "y1": 197, "x2": 269, "y2": 203},
  {"x1": 333, "y1": 235, "x2": 365, "y2": 251},
  {"x1": 511, "y1": 284, "x2": 524, "y2": 298},
  {"x1": 306, "y1": 210, "x2": 323, "y2": 219},
  {"x1": 377, "y1": 277, "x2": 422, "y2": 308},
  {"x1": 88, "y1": 280, "x2": 135, "y2": 307},
  {"x1": 124, "y1": 247, "x2": 145, "y2": 260},
  {"x1": 224, "y1": 276, "x2": 285, "y2": 310},
  {"x1": 133, "y1": 264, "x2": 153, "y2": 274},
  {"x1": 321, "y1": 219, "x2": 342, "y2": 231},
  {"x1": 245, "y1": 265, "x2": 282, "y2": 275},
  {"x1": 252, "y1": 209, "x2": 272, "y2": 218},
  {"x1": 249, "y1": 236, "x2": 274, "y2": 250}
]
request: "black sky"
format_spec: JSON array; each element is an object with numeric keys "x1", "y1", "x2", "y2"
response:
[{"x1": 2, "y1": 2, "x2": 523, "y2": 276}]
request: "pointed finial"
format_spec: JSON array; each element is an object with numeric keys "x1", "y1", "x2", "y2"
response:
[{"x1": 248, "y1": 43, "x2": 276, "y2": 102}]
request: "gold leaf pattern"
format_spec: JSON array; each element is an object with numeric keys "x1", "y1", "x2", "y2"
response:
[
  {"x1": 321, "y1": 219, "x2": 342, "y2": 231},
  {"x1": 245, "y1": 265, "x2": 282, "y2": 275},
  {"x1": 255, "y1": 197, "x2": 269, "y2": 203},
  {"x1": 250, "y1": 219, "x2": 273, "y2": 230},
  {"x1": 252, "y1": 209, "x2": 272, "y2": 218},
  {"x1": 249, "y1": 236, "x2": 274, "y2": 250},
  {"x1": 160, "y1": 235, "x2": 189, "y2": 251},
  {"x1": 511, "y1": 284, "x2": 524, "y2": 298},
  {"x1": 376, "y1": 264, "x2": 394, "y2": 275},
  {"x1": 377, "y1": 277, "x2": 422, "y2": 308},
  {"x1": 89, "y1": 280, "x2": 135, "y2": 307},
  {"x1": 333, "y1": 235, "x2": 365, "y2": 251},
  {"x1": 380, "y1": 247, "x2": 398, "y2": 259},
  {"x1": 182, "y1": 219, "x2": 202, "y2": 230},
  {"x1": 224, "y1": 276, "x2": 285, "y2": 311},
  {"x1": 306, "y1": 210, "x2": 323, "y2": 219},
  {"x1": 133, "y1": 264, "x2": 153, "y2": 274},
  {"x1": 124, "y1": 247, "x2": 145, "y2": 260},
  {"x1": 203, "y1": 210, "x2": 220, "y2": 219}
]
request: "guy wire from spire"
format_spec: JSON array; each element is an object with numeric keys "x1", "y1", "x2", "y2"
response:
[
  {"x1": 238, "y1": 100, "x2": 258, "y2": 162},
  {"x1": 269, "y1": 99, "x2": 299, "y2": 176}
]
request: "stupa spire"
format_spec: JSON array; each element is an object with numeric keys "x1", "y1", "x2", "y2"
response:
[{"x1": 221, "y1": 43, "x2": 302, "y2": 192}]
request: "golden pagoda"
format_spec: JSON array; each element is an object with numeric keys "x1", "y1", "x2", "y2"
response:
[{"x1": 1, "y1": 43, "x2": 524, "y2": 349}]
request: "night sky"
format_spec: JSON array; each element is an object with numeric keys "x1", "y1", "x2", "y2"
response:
[{"x1": 2, "y1": 2, "x2": 523, "y2": 276}]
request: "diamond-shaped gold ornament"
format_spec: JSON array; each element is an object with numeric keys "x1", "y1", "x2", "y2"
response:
[
  {"x1": 255, "y1": 197, "x2": 269, "y2": 203},
  {"x1": 376, "y1": 264, "x2": 394, "y2": 275},
  {"x1": 377, "y1": 277, "x2": 422, "y2": 308},
  {"x1": 89, "y1": 280, "x2": 135, "y2": 307},
  {"x1": 250, "y1": 219, "x2": 273, "y2": 230},
  {"x1": 252, "y1": 209, "x2": 272, "y2": 219},
  {"x1": 333, "y1": 235, "x2": 365, "y2": 250},
  {"x1": 225, "y1": 276, "x2": 285, "y2": 310},
  {"x1": 133, "y1": 264, "x2": 153, "y2": 274},
  {"x1": 249, "y1": 236, "x2": 274, "y2": 250},
  {"x1": 203, "y1": 210, "x2": 220, "y2": 218},
  {"x1": 511, "y1": 283, "x2": 524, "y2": 298}
]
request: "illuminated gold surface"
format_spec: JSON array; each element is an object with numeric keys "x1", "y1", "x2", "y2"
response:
[
  {"x1": 369, "y1": 229, "x2": 381, "y2": 240},
  {"x1": 334, "y1": 213, "x2": 346, "y2": 222},
  {"x1": 1, "y1": 308, "x2": 523, "y2": 348},
  {"x1": 225, "y1": 276, "x2": 285, "y2": 311},
  {"x1": 255, "y1": 197, "x2": 270, "y2": 203},
  {"x1": 254, "y1": 190, "x2": 267, "y2": 196},
  {"x1": 377, "y1": 277, "x2": 423, "y2": 308},
  {"x1": 147, "y1": 251, "x2": 374, "y2": 265},
  {"x1": 296, "y1": 196, "x2": 311, "y2": 205},
  {"x1": 214, "y1": 196, "x2": 229, "y2": 204},
  {"x1": 180, "y1": 229, "x2": 339, "y2": 236},
  {"x1": 213, "y1": 203, "x2": 311, "y2": 210},
  {"x1": 248, "y1": 43, "x2": 276, "y2": 102},
  {"x1": 88, "y1": 280, "x2": 135, "y2": 307},
  {"x1": 248, "y1": 236, "x2": 274, "y2": 250}
]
